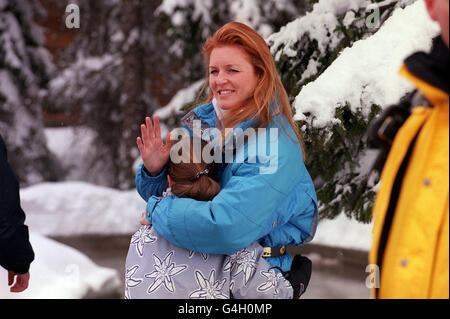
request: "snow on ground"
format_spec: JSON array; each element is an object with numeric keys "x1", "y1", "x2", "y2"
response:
[
  {"x1": 0, "y1": 232, "x2": 121, "y2": 299},
  {"x1": 6, "y1": 127, "x2": 147, "y2": 298},
  {"x1": 6, "y1": 0, "x2": 439, "y2": 300},
  {"x1": 37, "y1": 126, "x2": 374, "y2": 250},
  {"x1": 313, "y1": 214, "x2": 373, "y2": 251},
  {"x1": 20, "y1": 182, "x2": 146, "y2": 237},
  {"x1": 20, "y1": 176, "x2": 371, "y2": 251},
  {"x1": 11, "y1": 178, "x2": 372, "y2": 299},
  {"x1": 5, "y1": 117, "x2": 373, "y2": 299},
  {"x1": 12, "y1": 0, "x2": 437, "y2": 295}
]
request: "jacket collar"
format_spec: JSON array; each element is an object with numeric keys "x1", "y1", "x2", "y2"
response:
[
  {"x1": 401, "y1": 36, "x2": 449, "y2": 106},
  {"x1": 192, "y1": 102, "x2": 217, "y2": 129},
  {"x1": 182, "y1": 101, "x2": 260, "y2": 149}
]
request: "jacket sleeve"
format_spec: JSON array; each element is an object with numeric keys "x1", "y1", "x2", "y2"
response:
[
  {"x1": 148, "y1": 159, "x2": 298, "y2": 255},
  {"x1": 135, "y1": 163, "x2": 168, "y2": 200},
  {"x1": 0, "y1": 225, "x2": 34, "y2": 274},
  {"x1": 0, "y1": 136, "x2": 35, "y2": 273},
  {"x1": 229, "y1": 242, "x2": 293, "y2": 299}
]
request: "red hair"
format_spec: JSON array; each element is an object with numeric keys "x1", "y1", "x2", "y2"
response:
[{"x1": 201, "y1": 22, "x2": 305, "y2": 157}]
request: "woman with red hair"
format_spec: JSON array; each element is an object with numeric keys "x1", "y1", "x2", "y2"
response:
[{"x1": 136, "y1": 22, "x2": 317, "y2": 298}]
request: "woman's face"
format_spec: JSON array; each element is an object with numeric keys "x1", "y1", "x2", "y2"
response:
[{"x1": 209, "y1": 45, "x2": 260, "y2": 110}]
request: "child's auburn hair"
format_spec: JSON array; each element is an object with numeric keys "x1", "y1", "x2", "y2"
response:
[{"x1": 168, "y1": 137, "x2": 220, "y2": 201}]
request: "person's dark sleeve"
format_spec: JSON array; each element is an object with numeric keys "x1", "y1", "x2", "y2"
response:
[
  {"x1": 0, "y1": 135, "x2": 35, "y2": 274},
  {"x1": 0, "y1": 225, "x2": 34, "y2": 274}
]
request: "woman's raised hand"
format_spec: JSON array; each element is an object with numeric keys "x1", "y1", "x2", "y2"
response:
[{"x1": 137, "y1": 116, "x2": 175, "y2": 176}]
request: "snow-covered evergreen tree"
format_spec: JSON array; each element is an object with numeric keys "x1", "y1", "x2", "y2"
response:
[
  {"x1": 158, "y1": 0, "x2": 438, "y2": 223},
  {"x1": 157, "y1": 0, "x2": 311, "y2": 83},
  {"x1": 45, "y1": 0, "x2": 176, "y2": 189},
  {"x1": 0, "y1": 0, "x2": 63, "y2": 185},
  {"x1": 153, "y1": 0, "x2": 312, "y2": 131},
  {"x1": 45, "y1": 0, "x2": 311, "y2": 189},
  {"x1": 269, "y1": 0, "x2": 416, "y2": 98},
  {"x1": 268, "y1": 0, "x2": 437, "y2": 222}
]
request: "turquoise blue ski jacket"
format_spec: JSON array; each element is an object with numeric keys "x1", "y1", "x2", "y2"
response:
[{"x1": 135, "y1": 102, "x2": 318, "y2": 272}]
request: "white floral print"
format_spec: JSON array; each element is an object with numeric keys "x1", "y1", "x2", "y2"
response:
[
  {"x1": 188, "y1": 249, "x2": 208, "y2": 261},
  {"x1": 189, "y1": 269, "x2": 228, "y2": 299},
  {"x1": 257, "y1": 269, "x2": 291, "y2": 295},
  {"x1": 124, "y1": 265, "x2": 143, "y2": 299},
  {"x1": 145, "y1": 251, "x2": 187, "y2": 294},
  {"x1": 224, "y1": 249, "x2": 258, "y2": 285},
  {"x1": 124, "y1": 192, "x2": 294, "y2": 299},
  {"x1": 130, "y1": 225, "x2": 157, "y2": 257}
]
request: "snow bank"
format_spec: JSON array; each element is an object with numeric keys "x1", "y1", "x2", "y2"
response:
[
  {"x1": 20, "y1": 182, "x2": 146, "y2": 237},
  {"x1": 21, "y1": 179, "x2": 371, "y2": 251},
  {"x1": 0, "y1": 233, "x2": 121, "y2": 299},
  {"x1": 293, "y1": 0, "x2": 440, "y2": 127},
  {"x1": 313, "y1": 215, "x2": 373, "y2": 251}
]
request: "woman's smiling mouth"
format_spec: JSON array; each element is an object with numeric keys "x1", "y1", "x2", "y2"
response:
[{"x1": 218, "y1": 90, "x2": 235, "y2": 96}]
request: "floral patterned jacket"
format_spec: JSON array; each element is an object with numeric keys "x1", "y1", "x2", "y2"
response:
[{"x1": 124, "y1": 191, "x2": 293, "y2": 299}]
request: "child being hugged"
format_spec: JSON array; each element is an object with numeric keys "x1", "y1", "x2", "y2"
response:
[{"x1": 125, "y1": 136, "x2": 300, "y2": 299}]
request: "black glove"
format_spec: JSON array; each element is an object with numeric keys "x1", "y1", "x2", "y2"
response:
[{"x1": 284, "y1": 254, "x2": 312, "y2": 299}]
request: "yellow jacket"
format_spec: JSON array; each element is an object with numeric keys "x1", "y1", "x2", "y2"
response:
[{"x1": 369, "y1": 39, "x2": 449, "y2": 299}]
